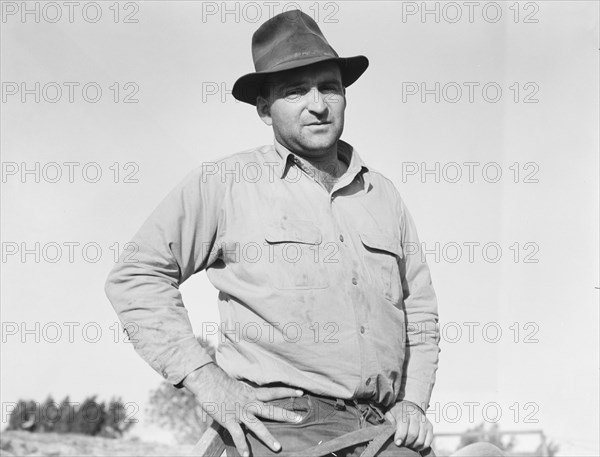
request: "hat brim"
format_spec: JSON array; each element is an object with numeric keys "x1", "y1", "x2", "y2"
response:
[{"x1": 232, "y1": 55, "x2": 369, "y2": 105}]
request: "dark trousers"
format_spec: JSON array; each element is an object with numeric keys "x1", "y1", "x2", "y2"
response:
[{"x1": 224, "y1": 393, "x2": 423, "y2": 457}]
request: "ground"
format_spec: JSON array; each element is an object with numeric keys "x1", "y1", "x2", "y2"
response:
[{"x1": 0, "y1": 431, "x2": 194, "y2": 456}]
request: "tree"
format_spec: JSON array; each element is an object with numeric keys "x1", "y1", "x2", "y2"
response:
[
  {"x1": 5, "y1": 395, "x2": 135, "y2": 438},
  {"x1": 6, "y1": 400, "x2": 28, "y2": 431},
  {"x1": 146, "y1": 378, "x2": 210, "y2": 444},
  {"x1": 54, "y1": 396, "x2": 76, "y2": 434},
  {"x1": 102, "y1": 397, "x2": 136, "y2": 438},
  {"x1": 38, "y1": 395, "x2": 60, "y2": 432},
  {"x1": 72, "y1": 395, "x2": 104, "y2": 436}
]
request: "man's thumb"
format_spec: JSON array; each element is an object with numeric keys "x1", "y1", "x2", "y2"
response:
[{"x1": 384, "y1": 411, "x2": 396, "y2": 425}]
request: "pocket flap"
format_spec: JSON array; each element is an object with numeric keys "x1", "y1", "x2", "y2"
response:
[
  {"x1": 359, "y1": 232, "x2": 403, "y2": 258},
  {"x1": 265, "y1": 221, "x2": 322, "y2": 245}
]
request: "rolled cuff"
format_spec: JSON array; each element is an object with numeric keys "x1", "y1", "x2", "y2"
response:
[
  {"x1": 401, "y1": 379, "x2": 434, "y2": 411},
  {"x1": 155, "y1": 336, "x2": 215, "y2": 388}
]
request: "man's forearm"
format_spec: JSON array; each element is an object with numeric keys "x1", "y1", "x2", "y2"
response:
[
  {"x1": 105, "y1": 167, "x2": 222, "y2": 386},
  {"x1": 105, "y1": 261, "x2": 214, "y2": 385},
  {"x1": 398, "y1": 197, "x2": 440, "y2": 410}
]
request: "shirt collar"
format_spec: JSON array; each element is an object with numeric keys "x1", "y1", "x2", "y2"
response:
[
  {"x1": 272, "y1": 137, "x2": 370, "y2": 190},
  {"x1": 272, "y1": 138, "x2": 296, "y2": 179}
]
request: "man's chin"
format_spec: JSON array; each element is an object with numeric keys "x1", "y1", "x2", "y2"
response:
[
  {"x1": 297, "y1": 144, "x2": 334, "y2": 157},
  {"x1": 302, "y1": 134, "x2": 341, "y2": 152}
]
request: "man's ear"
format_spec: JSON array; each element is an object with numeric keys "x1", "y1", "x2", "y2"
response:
[{"x1": 256, "y1": 96, "x2": 273, "y2": 126}]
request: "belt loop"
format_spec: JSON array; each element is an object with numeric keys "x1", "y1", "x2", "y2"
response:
[
  {"x1": 335, "y1": 399, "x2": 346, "y2": 411},
  {"x1": 370, "y1": 404, "x2": 386, "y2": 422}
]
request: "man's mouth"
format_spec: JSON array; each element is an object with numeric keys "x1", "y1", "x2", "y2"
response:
[{"x1": 306, "y1": 121, "x2": 331, "y2": 126}]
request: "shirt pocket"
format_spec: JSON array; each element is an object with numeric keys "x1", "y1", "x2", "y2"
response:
[
  {"x1": 264, "y1": 220, "x2": 329, "y2": 290},
  {"x1": 359, "y1": 232, "x2": 403, "y2": 304}
]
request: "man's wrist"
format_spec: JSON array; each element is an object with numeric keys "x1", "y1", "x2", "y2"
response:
[
  {"x1": 181, "y1": 361, "x2": 217, "y2": 393},
  {"x1": 398, "y1": 399, "x2": 426, "y2": 416}
]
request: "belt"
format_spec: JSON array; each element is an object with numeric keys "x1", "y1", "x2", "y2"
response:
[
  {"x1": 291, "y1": 392, "x2": 434, "y2": 457},
  {"x1": 287, "y1": 423, "x2": 436, "y2": 457},
  {"x1": 304, "y1": 391, "x2": 387, "y2": 424},
  {"x1": 237, "y1": 384, "x2": 436, "y2": 457},
  {"x1": 287, "y1": 424, "x2": 396, "y2": 457}
]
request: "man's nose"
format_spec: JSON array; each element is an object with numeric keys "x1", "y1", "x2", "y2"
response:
[{"x1": 306, "y1": 87, "x2": 328, "y2": 114}]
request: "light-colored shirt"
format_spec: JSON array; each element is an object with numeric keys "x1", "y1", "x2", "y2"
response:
[{"x1": 105, "y1": 139, "x2": 440, "y2": 410}]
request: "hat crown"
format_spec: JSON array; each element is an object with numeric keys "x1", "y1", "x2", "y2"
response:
[
  {"x1": 232, "y1": 9, "x2": 368, "y2": 105},
  {"x1": 251, "y1": 10, "x2": 339, "y2": 73}
]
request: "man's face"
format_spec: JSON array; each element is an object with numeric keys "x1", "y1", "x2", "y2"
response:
[{"x1": 257, "y1": 61, "x2": 346, "y2": 157}]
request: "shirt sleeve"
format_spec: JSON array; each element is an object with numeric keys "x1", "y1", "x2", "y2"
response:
[
  {"x1": 104, "y1": 167, "x2": 223, "y2": 387},
  {"x1": 397, "y1": 197, "x2": 441, "y2": 410}
]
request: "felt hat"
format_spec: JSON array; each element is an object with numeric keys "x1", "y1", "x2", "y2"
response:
[{"x1": 232, "y1": 10, "x2": 369, "y2": 105}]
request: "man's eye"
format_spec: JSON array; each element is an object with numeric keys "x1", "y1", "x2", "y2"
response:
[
  {"x1": 285, "y1": 88, "x2": 305, "y2": 97},
  {"x1": 321, "y1": 85, "x2": 341, "y2": 93}
]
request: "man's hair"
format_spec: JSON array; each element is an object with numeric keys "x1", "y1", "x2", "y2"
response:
[{"x1": 258, "y1": 80, "x2": 279, "y2": 102}]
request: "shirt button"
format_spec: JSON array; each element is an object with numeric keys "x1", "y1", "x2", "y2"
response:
[
  {"x1": 352, "y1": 277, "x2": 358, "y2": 285},
  {"x1": 339, "y1": 234, "x2": 344, "y2": 242},
  {"x1": 360, "y1": 326, "x2": 365, "y2": 334},
  {"x1": 365, "y1": 378, "x2": 371, "y2": 386}
]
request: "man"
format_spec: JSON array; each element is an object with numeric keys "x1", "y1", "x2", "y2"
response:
[{"x1": 105, "y1": 10, "x2": 504, "y2": 457}]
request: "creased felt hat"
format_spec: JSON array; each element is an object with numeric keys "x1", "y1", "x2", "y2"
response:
[{"x1": 232, "y1": 9, "x2": 369, "y2": 105}]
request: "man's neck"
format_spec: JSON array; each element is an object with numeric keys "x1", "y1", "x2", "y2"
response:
[{"x1": 293, "y1": 144, "x2": 348, "y2": 193}]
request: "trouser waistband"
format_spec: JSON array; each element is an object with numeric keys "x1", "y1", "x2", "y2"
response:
[
  {"x1": 241, "y1": 380, "x2": 387, "y2": 424},
  {"x1": 306, "y1": 391, "x2": 387, "y2": 424}
]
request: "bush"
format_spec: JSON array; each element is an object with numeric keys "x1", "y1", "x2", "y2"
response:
[
  {"x1": 146, "y1": 380, "x2": 210, "y2": 444},
  {"x1": 5, "y1": 395, "x2": 135, "y2": 438},
  {"x1": 146, "y1": 337, "x2": 215, "y2": 444}
]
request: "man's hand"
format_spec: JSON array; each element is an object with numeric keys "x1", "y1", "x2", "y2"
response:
[
  {"x1": 182, "y1": 363, "x2": 304, "y2": 457},
  {"x1": 384, "y1": 400, "x2": 433, "y2": 452}
]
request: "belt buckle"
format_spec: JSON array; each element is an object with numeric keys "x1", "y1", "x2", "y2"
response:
[{"x1": 334, "y1": 399, "x2": 346, "y2": 411}]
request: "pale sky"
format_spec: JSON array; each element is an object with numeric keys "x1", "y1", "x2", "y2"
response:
[{"x1": 1, "y1": 2, "x2": 598, "y2": 455}]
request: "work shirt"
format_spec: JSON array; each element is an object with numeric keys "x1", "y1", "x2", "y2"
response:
[{"x1": 105, "y1": 139, "x2": 440, "y2": 410}]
